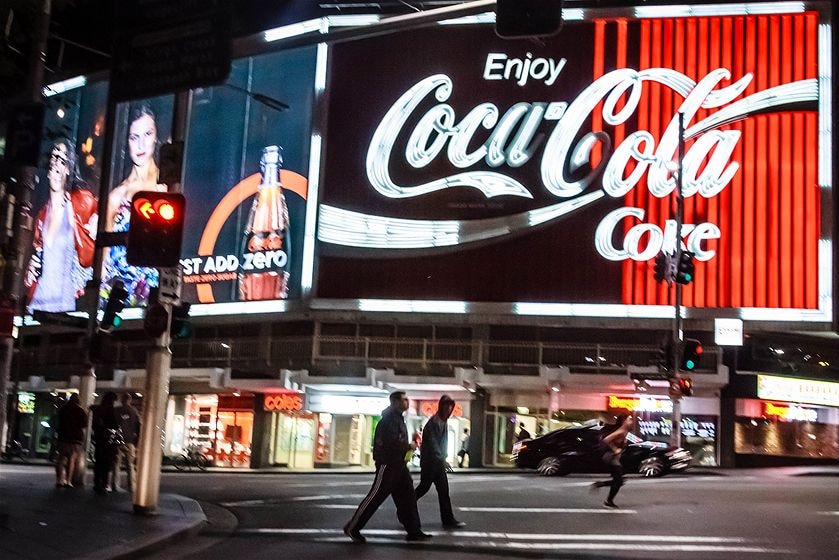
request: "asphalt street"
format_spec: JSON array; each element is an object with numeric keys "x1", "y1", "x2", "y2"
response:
[{"x1": 139, "y1": 468, "x2": 839, "y2": 560}]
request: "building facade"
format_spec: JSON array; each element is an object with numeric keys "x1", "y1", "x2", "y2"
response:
[{"x1": 7, "y1": 0, "x2": 837, "y2": 470}]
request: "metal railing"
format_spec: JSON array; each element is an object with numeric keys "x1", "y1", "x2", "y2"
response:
[{"x1": 17, "y1": 334, "x2": 720, "y2": 378}]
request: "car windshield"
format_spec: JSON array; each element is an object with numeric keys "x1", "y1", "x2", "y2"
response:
[{"x1": 626, "y1": 432, "x2": 643, "y2": 444}]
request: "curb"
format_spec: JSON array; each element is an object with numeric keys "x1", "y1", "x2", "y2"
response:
[{"x1": 75, "y1": 495, "x2": 207, "y2": 560}]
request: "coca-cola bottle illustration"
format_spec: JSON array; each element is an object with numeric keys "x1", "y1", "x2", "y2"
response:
[{"x1": 239, "y1": 145, "x2": 291, "y2": 300}]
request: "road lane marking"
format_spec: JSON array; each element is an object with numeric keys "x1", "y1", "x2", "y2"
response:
[
  {"x1": 459, "y1": 506, "x2": 637, "y2": 514},
  {"x1": 817, "y1": 511, "x2": 839, "y2": 516},
  {"x1": 239, "y1": 528, "x2": 792, "y2": 553},
  {"x1": 221, "y1": 494, "x2": 366, "y2": 506},
  {"x1": 311, "y1": 504, "x2": 637, "y2": 513},
  {"x1": 237, "y1": 528, "x2": 748, "y2": 543},
  {"x1": 502, "y1": 543, "x2": 792, "y2": 554}
]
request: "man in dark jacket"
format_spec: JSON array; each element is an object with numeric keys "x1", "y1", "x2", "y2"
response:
[
  {"x1": 415, "y1": 395, "x2": 466, "y2": 529},
  {"x1": 344, "y1": 391, "x2": 431, "y2": 543},
  {"x1": 114, "y1": 393, "x2": 141, "y2": 492},
  {"x1": 54, "y1": 393, "x2": 88, "y2": 488},
  {"x1": 91, "y1": 392, "x2": 121, "y2": 495}
]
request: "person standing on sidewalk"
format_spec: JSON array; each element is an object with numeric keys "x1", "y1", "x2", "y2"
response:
[
  {"x1": 344, "y1": 391, "x2": 431, "y2": 544},
  {"x1": 114, "y1": 393, "x2": 141, "y2": 492},
  {"x1": 54, "y1": 393, "x2": 88, "y2": 488},
  {"x1": 457, "y1": 428, "x2": 470, "y2": 468},
  {"x1": 590, "y1": 414, "x2": 633, "y2": 508},
  {"x1": 91, "y1": 392, "x2": 122, "y2": 495},
  {"x1": 415, "y1": 395, "x2": 466, "y2": 529}
]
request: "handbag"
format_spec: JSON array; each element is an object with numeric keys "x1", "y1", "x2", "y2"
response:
[{"x1": 106, "y1": 427, "x2": 126, "y2": 447}]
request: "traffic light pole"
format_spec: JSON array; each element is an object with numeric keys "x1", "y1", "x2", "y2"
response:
[
  {"x1": 670, "y1": 112, "x2": 686, "y2": 449},
  {"x1": 73, "y1": 83, "x2": 121, "y2": 487},
  {"x1": 133, "y1": 89, "x2": 190, "y2": 515}
]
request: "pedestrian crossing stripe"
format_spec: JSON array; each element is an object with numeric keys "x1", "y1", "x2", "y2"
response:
[
  {"x1": 236, "y1": 528, "x2": 794, "y2": 554},
  {"x1": 313, "y1": 504, "x2": 637, "y2": 513},
  {"x1": 237, "y1": 528, "x2": 747, "y2": 542},
  {"x1": 458, "y1": 506, "x2": 638, "y2": 514}
]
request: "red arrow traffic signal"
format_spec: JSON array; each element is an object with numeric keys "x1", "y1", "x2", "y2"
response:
[{"x1": 127, "y1": 191, "x2": 186, "y2": 268}]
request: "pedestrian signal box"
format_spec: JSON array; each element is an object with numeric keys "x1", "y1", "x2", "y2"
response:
[{"x1": 126, "y1": 191, "x2": 186, "y2": 267}]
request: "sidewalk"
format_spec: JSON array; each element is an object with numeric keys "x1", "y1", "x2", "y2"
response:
[{"x1": 0, "y1": 466, "x2": 206, "y2": 560}]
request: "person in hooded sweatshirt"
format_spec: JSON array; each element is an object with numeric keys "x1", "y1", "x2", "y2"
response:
[{"x1": 415, "y1": 394, "x2": 466, "y2": 529}]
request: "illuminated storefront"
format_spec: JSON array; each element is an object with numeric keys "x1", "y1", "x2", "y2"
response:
[
  {"x1": 734, "y1": 374, "x2": 839, "y2": 463},
  {"x1": 485, "y1": 390, "x2": 720, "y2": 467},
  {"x1": 303, "y1": 387, "x2": 390, "y2": 468},
  {"x1": 262, "y1": 390, "x2": 317, "y2": 469},
  {"x1": 607, "y1": 394, "x2": 718, "y2": 466},
  {"x1": 164, "y1": 393, "x2": 255, "y2": 468}
]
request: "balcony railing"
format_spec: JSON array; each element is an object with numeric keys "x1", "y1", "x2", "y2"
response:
[{"x1": 16, "y1": 334, "x2": 720, "y2": 378}]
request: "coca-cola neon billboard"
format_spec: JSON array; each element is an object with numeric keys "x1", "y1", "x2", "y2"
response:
[{"x1": 316, "y1": 6, "x2": 831, "y2": 320}]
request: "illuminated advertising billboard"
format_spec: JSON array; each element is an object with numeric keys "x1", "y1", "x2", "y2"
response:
[
  {"x1": 25, "y1": 81, "x2": 107, "y2": 314},
  {"x1": 315, "y1": 6, "x2": 831, "y2": 320},
  {"x1": 100, "y1": 47, "x2": 316, "y2": 308}
]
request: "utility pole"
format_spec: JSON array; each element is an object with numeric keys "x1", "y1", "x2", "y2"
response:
[
  {"x1": 133, "y1": 90, "x2": 190, "y2": 515},
  {"x1": 0, "y1": 0, "x2": 50, "y2": 451},
  {"x1": 72, "y1": 88, "x2": 121, "y2": 487},
  {"x1": 670, "y1": 112, "x2": 686, "y2": 449}
]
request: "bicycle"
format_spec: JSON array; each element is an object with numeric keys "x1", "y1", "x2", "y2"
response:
[
  {"x1": 1, "y1": 439, "x2": 30, "y2": 463},
  {"x1": 172, "y1": 448, "x2": 212, "y2": 471}
]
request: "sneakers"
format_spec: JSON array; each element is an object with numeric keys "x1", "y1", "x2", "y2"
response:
[
  {"x1": 406, "y1": 531, "x2": 433, "y2": 542},
  {"x1": 442, "y1": 520, "x2": 466, "y2": 529},
  {"x1": 343, "y1": 524, "x2": 366, "y2": 544},
  {"x1": 603, "y1": 500, "x2": 619, "y2": 509}
]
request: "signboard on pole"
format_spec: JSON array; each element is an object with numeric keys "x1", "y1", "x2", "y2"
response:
[
  {"x1": 158, "y1": 268, "x2": 183, "y2": 306},
  {"x1": 111, "y1": 0, "x2": 232, "y2": 101}
]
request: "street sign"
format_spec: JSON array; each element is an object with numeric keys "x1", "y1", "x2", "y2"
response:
[
  {"x1": 31, "y1": 310, "x2": 88, "y2": 330},
  {"x1": 111, "y1": 1, "x2": 232, "y2": 101},
  {"x1": 158, "y1": 267, "x2": 183, "y2": 305}
]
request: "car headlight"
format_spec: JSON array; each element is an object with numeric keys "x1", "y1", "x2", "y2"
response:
[{"x1": 666, "y1": 449, "x2": 691, "y2": 460}]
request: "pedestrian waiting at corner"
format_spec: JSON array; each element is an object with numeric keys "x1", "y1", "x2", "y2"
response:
[{"x1": 54, "y1": 393, "x2": 88, "y2": 489}]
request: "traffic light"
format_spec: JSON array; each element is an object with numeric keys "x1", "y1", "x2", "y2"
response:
[
  {"x1": 144, "y1": 303, "x2": 169, "y2": 338},
  {"x1": 656, "y1": 336, "x2": 673, "y2": 372},
  {"x1": 496, "y1": 0, "x2": 563, "y2": 38},
  {"x1": 681, "y1": 338, "x2": 703, "y2": 371},
  {"x1": 126, "y1": 191, "x2": 186, "y2": 267},
  {"x1": 653, "y1": 252, "x2": 669, "y2": 283},
  {"x1": 101, "y1": 280, "x2": 128, "y2": 332},
  {"x1": 171, "y1": 303, "x2": 192, "y2": 339},
  {"x1": 678, "y1": 377, "x2": 693, "y2": 397},
  {"x1": 675, "y1": 250, "x2": 696, "y2": 285}
]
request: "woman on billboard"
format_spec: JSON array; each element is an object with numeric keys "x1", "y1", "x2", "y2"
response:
[
  {"x1": 102, "y1": 102, "x2": 167, "y2": 307},
  {"x1": 25, "y1": 138, "x2": 98, "y2": 312}
]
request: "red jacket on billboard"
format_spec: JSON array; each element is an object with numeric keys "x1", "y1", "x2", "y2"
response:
[{"x1": 26, "y1": 189, "x2": 97, "y2": 307}]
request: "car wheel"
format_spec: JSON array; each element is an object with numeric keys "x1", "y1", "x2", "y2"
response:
[
  {"x1": 639, "y1": 456, "x2": 666, "y2": 477},
  {"x1": 537, "y1": 457, "x2": 565, "y2": 476}
]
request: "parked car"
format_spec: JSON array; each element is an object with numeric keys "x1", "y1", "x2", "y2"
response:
[{"x1": 513, "y1": 424, "x2": 691, "y2": 477}]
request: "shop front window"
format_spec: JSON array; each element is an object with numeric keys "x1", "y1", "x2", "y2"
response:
[
  {"x1": 485, "y1": 408, "x2": 546, "y2": 466},
  {"x1": 269, "y1": 412, "x2": 316, "y2": 469},
  {"x1": 169, "y1": 394, "x2": 255, "y2": 468},
  {"x1": 735, "y1": 399, "x2": 839, "y2": 459}
]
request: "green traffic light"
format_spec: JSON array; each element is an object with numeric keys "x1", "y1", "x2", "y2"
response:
[
  {"x1": 685, "y1": 359, "x2": 695, "y2": 369},
  {"x1": 113, "y1": 316, "x2": 122, "y2": 328},
  {"x1": 685, "y1": 274, "x2": 692, "y2": 281}
]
